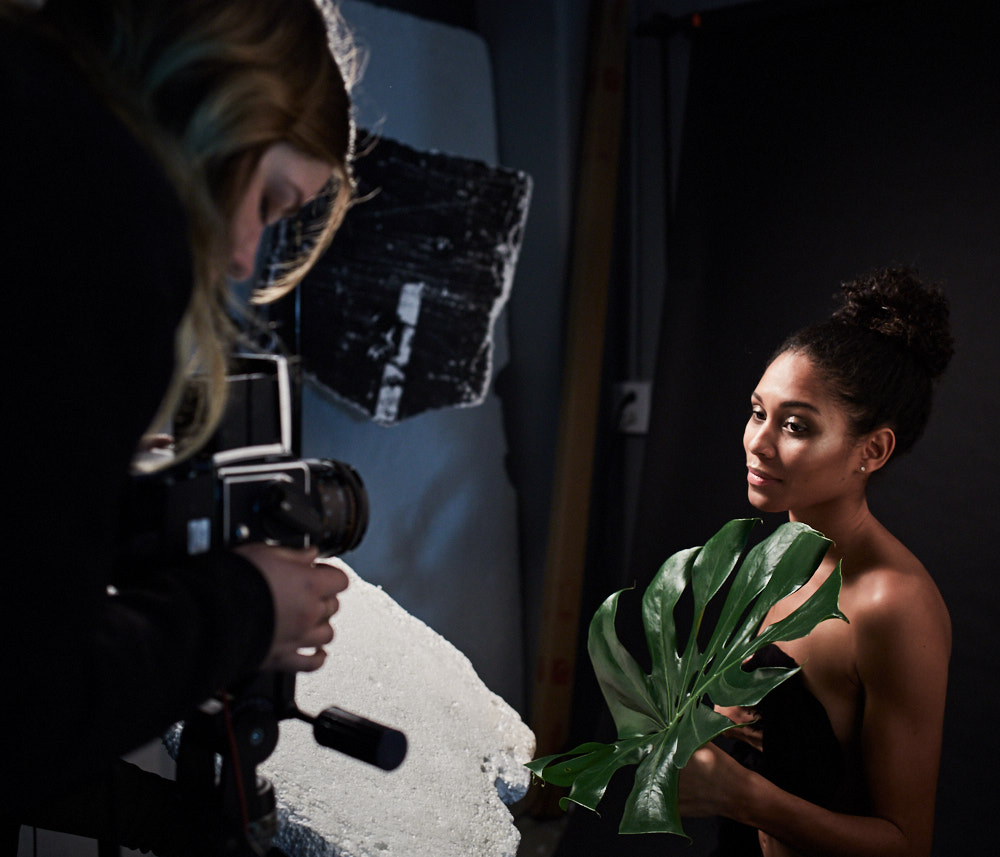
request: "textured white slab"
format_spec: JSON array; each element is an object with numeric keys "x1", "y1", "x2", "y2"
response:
[{"x1": 262, "y1": 560, "x2": 534, "y2": 857}]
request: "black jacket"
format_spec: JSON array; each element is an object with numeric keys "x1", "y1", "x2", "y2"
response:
[{"x1": 1, "y1": 20, "x2": 275, "y2": 818}]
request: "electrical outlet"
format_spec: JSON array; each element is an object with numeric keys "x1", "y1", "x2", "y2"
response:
[{"x1": 614, "y1": 380, "x2": 652, "y2": 434}]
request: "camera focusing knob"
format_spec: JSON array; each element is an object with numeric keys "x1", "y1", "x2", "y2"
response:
[{"x1": 293, "y1": 705, "x2": 407, "y2": 771}]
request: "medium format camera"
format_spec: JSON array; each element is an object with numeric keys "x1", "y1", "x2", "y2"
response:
[
  {"x1": 122, "y1": 353, "x2": 368, "y2": 561},
  {"x1": 116, "y1": 354, "x2": 401, "y2": 857}
]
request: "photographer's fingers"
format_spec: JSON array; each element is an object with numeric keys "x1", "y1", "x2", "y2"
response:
[
  {"x1": 259, "y1": 615, "x2": 335, "y2": 672},
  {"x1": 266, "y1": 644, "x2": 328, "y2": 673},
  {"x1": 235, "y1": 543, "x2": 348, "y2": 672},
  {"x1": 315, "y1": 556, "x2": 350, "y2": 593},
  {"x1": 319, "y1": 594, "x2": 337, "y2": 624}
]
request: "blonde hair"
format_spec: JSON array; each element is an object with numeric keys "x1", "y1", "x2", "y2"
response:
[{"x1": 7, "y1": 0, "x2": 357, "y2": 460}]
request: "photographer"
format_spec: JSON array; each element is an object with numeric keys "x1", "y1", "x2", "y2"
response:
[{"x1": 2, "y1": 0, "x2": 357, "y2": 847}]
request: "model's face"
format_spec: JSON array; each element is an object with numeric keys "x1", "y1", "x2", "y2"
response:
[
  {"x1": 743, "y1": 350, "x2": 864, "y2": 516},
  {"x1": 229, "y1": 143, "x2": 333, "y2": 281}
]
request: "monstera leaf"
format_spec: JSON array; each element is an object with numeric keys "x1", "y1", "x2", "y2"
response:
[{"x1": 526, "y1": 518, "x2": 846, "y2": 837}]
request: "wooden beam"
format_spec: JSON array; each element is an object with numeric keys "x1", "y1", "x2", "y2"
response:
[{"x1": 529, "y1": 0, "x2": 630, "y2": 775}]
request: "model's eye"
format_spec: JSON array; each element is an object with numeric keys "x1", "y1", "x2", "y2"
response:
[
  {"x1": 749, "y1": 405, "x2": 765, "y2": 422},
  {"x1": 784, "y1": 417, "x2": 809, "y2": 434}
]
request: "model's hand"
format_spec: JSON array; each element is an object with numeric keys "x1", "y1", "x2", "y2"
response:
[
  {"x1": 714, "y1": 703, "x2": 764, "y2": 752},
  {"x1": 235, "y1": 544, "x2": 349, "y2": 673},
  {"x1": 678, "y1": 741, "x2": 749, "y2": 819}
]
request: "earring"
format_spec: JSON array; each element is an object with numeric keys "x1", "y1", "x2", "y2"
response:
[{"x1": 859, "y1": 465, "x2": 867, "y2": 473}]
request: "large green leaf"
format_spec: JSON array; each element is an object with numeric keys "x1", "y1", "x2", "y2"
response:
[
  {"x1": 589, "y1": 589, "x2": 664, "y2": 738},
  {"x1": 527, "y1": 518, "x2": 847, "y2": 837}
]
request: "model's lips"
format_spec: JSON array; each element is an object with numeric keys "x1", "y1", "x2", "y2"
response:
[{"x1": 747, "y1": 466, "x2": 781, "y2": 487}]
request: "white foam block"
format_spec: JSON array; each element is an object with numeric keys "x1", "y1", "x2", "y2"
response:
[{"x1": 262, "y1": 560, "x2": 535, "y2": 857}]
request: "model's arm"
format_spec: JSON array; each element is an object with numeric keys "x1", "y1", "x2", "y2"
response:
[
  {"x1": 849, "y1": 572, "x2": 950, "y2": 857},
  {"x1": 680, "y1": 573, "x2": 950, "y2": 857}
]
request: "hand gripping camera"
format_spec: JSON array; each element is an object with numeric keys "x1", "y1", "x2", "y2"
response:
[{"x1": 118, "y1": 353, "x2": 405, "y2": 857}]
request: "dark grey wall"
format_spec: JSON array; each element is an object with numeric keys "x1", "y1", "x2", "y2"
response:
[{"x1": 615, "y1": 2, "x2": 998, "y2": 854}]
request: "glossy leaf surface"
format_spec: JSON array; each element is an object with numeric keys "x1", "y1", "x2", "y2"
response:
[{"x1": 526, "y1": 518, "x2": 846, "y2": 837}]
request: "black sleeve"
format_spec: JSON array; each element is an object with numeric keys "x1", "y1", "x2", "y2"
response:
[{"x1": 1, "y1": 23, "x2": 275, "y2": 814}]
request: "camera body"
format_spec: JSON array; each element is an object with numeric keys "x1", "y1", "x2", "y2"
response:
[
  {"x1": 122, "y1": 353, "x2": 368, "y2": 561},
  {"x1": 115, "y1": 354, "x2": 399, "y2": 857}
]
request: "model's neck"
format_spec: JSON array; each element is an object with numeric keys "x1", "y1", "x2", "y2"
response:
[{"x1": 788, "y1": 494, "x2": 874, "y2": 562}]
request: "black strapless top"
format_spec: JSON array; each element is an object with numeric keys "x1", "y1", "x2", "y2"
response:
[{"x1": 712, "y1": 644, "x2": 844, "y2": 856}]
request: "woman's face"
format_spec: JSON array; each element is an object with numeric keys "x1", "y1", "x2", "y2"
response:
[
  {"x1": 229, "y1": 142, "x2": 333, "y2": 281},
  {"x1": 743, "y1": 350, "x2": 865, "y2": 517}
]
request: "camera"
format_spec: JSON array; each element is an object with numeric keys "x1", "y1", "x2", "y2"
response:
[
  {"x1": 115, "y1": 352, "x2": 403, "y2": 856},
  {"x1": 121, "y1": 353, "x2": 368, "y2": 561}
]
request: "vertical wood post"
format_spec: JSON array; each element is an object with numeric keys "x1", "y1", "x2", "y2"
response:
[{"x1": 529, "y1": 0, "x2": 630, "y2": 772}]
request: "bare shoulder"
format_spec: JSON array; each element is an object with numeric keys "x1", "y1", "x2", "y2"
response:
[{"x1": 845, "y1": 528, "x2": 952, "y2": 666}]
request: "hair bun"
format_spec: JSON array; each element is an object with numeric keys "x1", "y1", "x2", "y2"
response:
[{"x1": 833, "y1": 266, "x2": 954, "y2": 380}]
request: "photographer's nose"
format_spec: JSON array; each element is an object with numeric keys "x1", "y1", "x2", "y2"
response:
[{"x1": 229, "y1": 229, "x2": 262, "y2": 281}]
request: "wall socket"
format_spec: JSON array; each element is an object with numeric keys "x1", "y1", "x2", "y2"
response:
[{"x1": 613, "y1": 380, "x2": 652, "y2": 434}]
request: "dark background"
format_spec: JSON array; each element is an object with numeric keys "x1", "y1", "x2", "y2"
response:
[{"x1": 587, "y1": 1, "x2": 1000, "y2": 853}]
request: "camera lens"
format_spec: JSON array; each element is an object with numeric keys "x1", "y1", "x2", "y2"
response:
[{"x1": 309, "y1": 459, "x2": 369, "y2": 556}]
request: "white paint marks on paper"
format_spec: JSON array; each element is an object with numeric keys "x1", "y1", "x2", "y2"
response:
[{"x1": 374, "y1": 281, "x2": 425, "y2": 424}]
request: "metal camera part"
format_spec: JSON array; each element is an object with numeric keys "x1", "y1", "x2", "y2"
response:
[
  {"x1": 218, "y1": 457, "x2": 368, "y2": 557},
  {"x1": 122, "y1": 354, "x2": 368, "y2": 561},
  {"x1": 118, "y1": 353, "x2": 398, "y2": 857}
]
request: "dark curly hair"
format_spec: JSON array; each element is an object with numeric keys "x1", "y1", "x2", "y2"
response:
[{"x1": 774, "y1": 266, "x2": 954, "y2": 460}]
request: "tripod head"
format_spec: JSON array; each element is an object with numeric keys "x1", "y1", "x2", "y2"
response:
[{"x1": 176, "y1": 671, "x2": 406, "y2": 856}]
